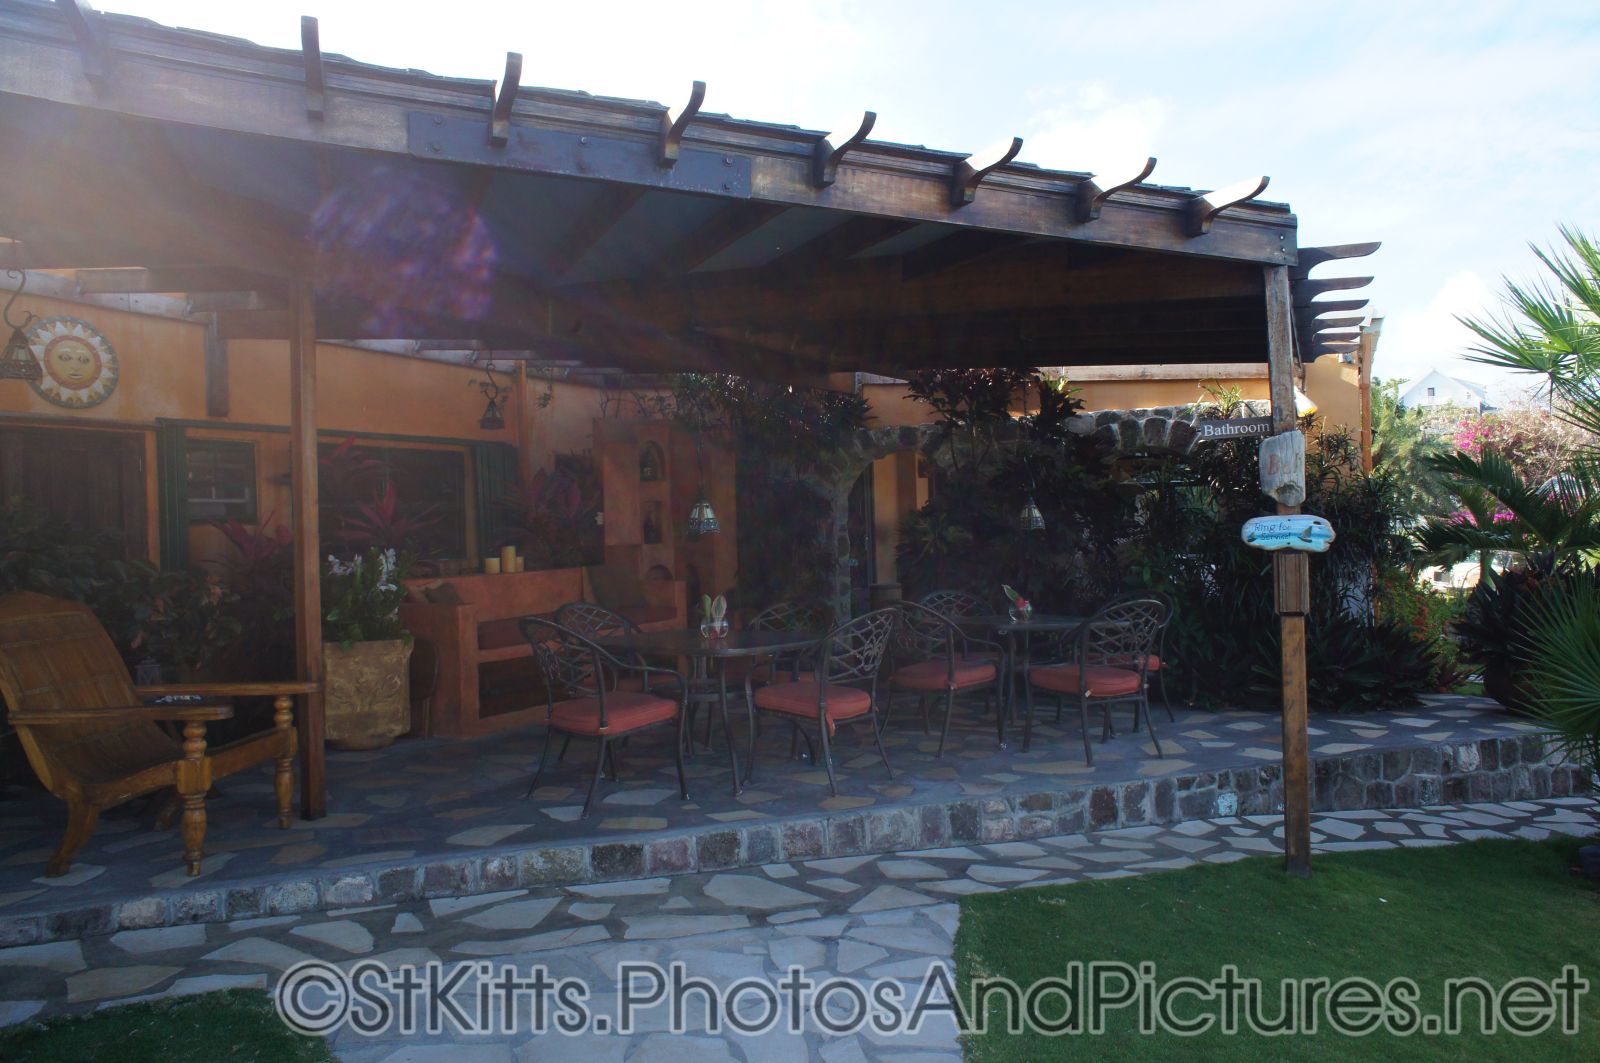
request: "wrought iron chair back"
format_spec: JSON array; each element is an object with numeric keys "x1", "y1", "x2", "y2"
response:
[
  {"x1": 916, "y1": 588, "x2": 989, "y2": 620},
  {"x1": 1077, "y1": 598, "x2": 1166, "y2": 675},
  {"x1": 818, "y1": 608, "x2": 898, "y2": 687},
  {"x1": 554, "y1": 601, "x2": 639, "y2": 639},
  {"x1": 745, "y1": 598, "x2": 833, "y2": 633},
  {"x1": 893, "y1": 599, "x2": 960, "y2": 662}
]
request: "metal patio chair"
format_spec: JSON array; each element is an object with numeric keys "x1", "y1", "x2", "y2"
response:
[
  {"x1": 885, "y1": 600, "x2": 1006, "y2": 757},
  {"x1": 518, "y1": 616, "x2": 687, "y2": 817},
  {"x1": 747, "y1": 608, "x2": 898, "y2": 797},
  {"x1": 1024, "y1": 597, "x2": 1167, "y2": 766}
]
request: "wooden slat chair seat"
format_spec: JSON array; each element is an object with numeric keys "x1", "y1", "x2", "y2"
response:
[{"x1": 0, "y1": 592, "x2": 310, "y2": 878}]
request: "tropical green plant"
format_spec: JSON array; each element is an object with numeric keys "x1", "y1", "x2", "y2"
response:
[
  {"x1": 92, "y1": 560, "x2": 240, "y2": 678},
  {"x1": 1519, "y1": 576, "x2": 1600, "y2": 777},
  {"x1": 0, "y1": 497, "x2": 110, "y2": 601},
  {"x1": 321, "y1": 548, "x2": 411, "y2": 648},
  {"x1": 1371, "y1": 378, "x2": 1451, "y2": 515},
  {"x1": 1415, "y1": 449, "x2": 1600, "y2": 571},
  {"x1": 1459, "y1": 225, "x2": 1600, "y2": 404}
]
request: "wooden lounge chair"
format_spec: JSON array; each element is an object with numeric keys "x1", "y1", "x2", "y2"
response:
[{"x1": 0, "y1": 591, "x2": 313, "y2": 877}]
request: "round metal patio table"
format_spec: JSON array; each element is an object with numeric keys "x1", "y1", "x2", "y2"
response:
[
  {"x1": 592, "y1": 628, "x2": 820, "y2": 796},
  {"x1": 958, "y1": 614, "x2": 1092, "y2": 752}
]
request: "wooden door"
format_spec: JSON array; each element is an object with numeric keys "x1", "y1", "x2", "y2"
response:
[{"x1": 0, "y1": 425, "x2": 149, "y2": 560}]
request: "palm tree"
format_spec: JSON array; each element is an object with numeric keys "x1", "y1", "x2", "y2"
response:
[
  {"x1": 1459, "y1": 225, "x2": 1600, "y2": 406},
  {"x1": 1416, "y1": 449, "x2": 1600, "y2": 574}
]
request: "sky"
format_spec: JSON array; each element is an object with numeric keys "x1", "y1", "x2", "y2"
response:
[{"x1": 95, "y1": 0, "x2": 1600, "y2": 399}]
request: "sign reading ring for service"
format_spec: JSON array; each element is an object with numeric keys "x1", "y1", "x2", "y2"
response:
[
  {"x1": 1242, "y1": 514, "x2": 1336, "y2": 553},
  {"x1": 26, "y1": 316, "x2": 119, "y2": 408}
]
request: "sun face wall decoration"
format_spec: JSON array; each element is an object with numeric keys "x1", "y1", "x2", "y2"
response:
[{"x1": 26, "y1": 317, "x2": 119, "y2": 408}]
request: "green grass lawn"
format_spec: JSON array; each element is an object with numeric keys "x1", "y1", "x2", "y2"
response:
[
  {"x1": 0, "y1": 988, "x2": 333, "y2": 1062},
  {"x1": 955, "y1": 838, "x2": 1600, "y2": 1061}
]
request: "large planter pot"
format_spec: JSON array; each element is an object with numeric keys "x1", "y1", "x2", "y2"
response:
[{"x1": 322, "y1": 639, "x2": 412, "y2": 751}]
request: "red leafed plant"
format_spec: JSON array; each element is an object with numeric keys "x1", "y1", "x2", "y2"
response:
[{"x1": 339, "y1": 481, "x2": 440, "y2": 553}]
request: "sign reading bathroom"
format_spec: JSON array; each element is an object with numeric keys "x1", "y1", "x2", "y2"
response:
[
  {"x1": 1241, "y1": 515, "x2": 1336, "y2": 554},
  {"x1": 1194, "y1": 416, "x2": 1273, "y2": 442}
]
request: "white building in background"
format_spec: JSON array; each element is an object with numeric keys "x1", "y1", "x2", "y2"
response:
[{"x1": 1399, "y1": 369, "x2": 1496, "y2": 413}]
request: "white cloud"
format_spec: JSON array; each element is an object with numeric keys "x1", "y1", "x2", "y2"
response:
[
  {"x1": 1374, "y1": 270, "x2": 1505, "y2": 387},
  {"x1": 1021, "y1": 83, "x2": 1169, "y2": 175}
]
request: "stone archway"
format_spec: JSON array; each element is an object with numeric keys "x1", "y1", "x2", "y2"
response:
[{"x1": 1065, "y1": 401, "x2": 1270, "y2": 458}]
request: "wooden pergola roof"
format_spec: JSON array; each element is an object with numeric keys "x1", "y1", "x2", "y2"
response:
[
  {"x1": 0, "y1": 0, "x2": 1377, "y2": 379},
  {"x1": 0, "y1": 1, "x2": 1359, "y2": 854}
]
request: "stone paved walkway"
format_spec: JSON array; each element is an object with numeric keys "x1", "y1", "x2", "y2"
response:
[
  {"x1": 1, "y1": 797, "x2": 1592, "y2": 1060},
  {"x1": 0, "y1": 695, "x2": 1538, "y2": 923}
]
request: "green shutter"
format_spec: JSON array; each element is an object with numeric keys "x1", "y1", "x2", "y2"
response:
[
  {"x1": 154, "y1": 420, "x2": 189, "y2": 570},
  {"x1": 472, "y1": 442, "x2": 520, "y2": 557}
]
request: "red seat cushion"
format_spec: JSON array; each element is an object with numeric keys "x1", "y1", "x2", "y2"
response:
[
  {"x1": 892, "y1": 657, "x2": 998, "y2": 692},
  {"x1": 1105, "y1": 653, "x2": 1162, "y2": 672},
  {"x1": 1030, "y1": 664, "x2": 1142, "y2": 698},
  {"x1": 753, "y1": 681, "x2": 873, "y2": 733},
  {"x1": 549, "y1": 692, "x2": 678, "y2": 736}
]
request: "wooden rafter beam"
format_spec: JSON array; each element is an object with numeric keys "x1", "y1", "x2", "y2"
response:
[
  {"x1": 1292, "y1": 276, "x2": 1373, "y2": 305},
  {"x1": 810, "y1": 111, "x2": 876, "y2": 188},
  {"x1": 1291, "y1": 241, "x2": 1380, "y2": 279},
  {"x1": 757, "y1": 216, "x2": 916, "y2": 278},
  {"x1": 951, "y1": 137, "x2": 1024, "y2": 207},
  {"x1": 1186, "y1": 176, "x2": 1270, "y2": 236},
  {"x1": 300, "y1": 16, "x2": 324, "y2": 119},
  {"x1": 1074, "y1": 157, "x2": 1158, "y2": 223},
  {"x1": 542, "y1": 185, "x2": 648, "y2": 280},
  {"x1": 899, "y1": 230, "x2": 1025, "y2": 282},
  {"x1": 658, "y1": 80, "x2": 705, "y2": 167},
  {"x1": 186, "y1": 290, "x2": 285, "y2": 313},
  {"x1": 489, "y1": 52, "x2": 522, "y2": 145},
  {"x1": 645, "y1": 202, "x2": 787, "y2": 279},
  {"x1": 56, "y1": 0, "x2": 108, "y2": 89},
  {"x1": 75, "y1": 267, "x2": 286, "y2": 294}
]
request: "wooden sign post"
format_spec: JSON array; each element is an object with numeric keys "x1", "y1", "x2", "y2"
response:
[{"x1": 1264, "y1": 265, "x2": 1312, "y2": 877}]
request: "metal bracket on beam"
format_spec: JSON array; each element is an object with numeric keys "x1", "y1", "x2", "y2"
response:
[
  {"x1": 658, "y1": 81, "x2": 706, "y2": 167},
  {"x1": 57, "y1": 0, "x2": 109, "y2": 90},
  {"x1": 1073, "y1": 157, "x2": 1157, "y2": 222},
  {"x1": 810, "y1": 111, "x2": 876, "y2": 188},
  {"x1": 1185, "y1": 176, "x2": 1269, "y2": 236},
  {"x1": 489, "y1": 52, "x2": 522, "y2": 146},
  {"x1": 951, "y1": 137, "x2": 1023, "y2": 207},
  {"x1": 301, "y1": 16, "x2": 325, "y2": 120}
]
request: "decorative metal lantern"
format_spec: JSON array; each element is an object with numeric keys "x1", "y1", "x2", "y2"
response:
[
  {"x1": 470, "y1": 360, "x2": 509, "y2": 431},
  {"x1": 1019, "y1": 497, "x2": 1046, "y2": 532},
  {"x1": 0, "y1": 270, "x2": 40, "y2": 382},
  {"x1": 478, "y1": 392, "x2": 506, "y2": 431},
  {"x1": 687, "y1": 494, "x2": 720, "y2": 537}
]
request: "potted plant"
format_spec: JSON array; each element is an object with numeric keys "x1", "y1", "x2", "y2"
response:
[
  {"x1": 700, "y1": 593, "x2": 729, "y2": 638},
  {"x1": 1002, "y1": 584, "x2": 1033, "y2": 622},
  {"x1": 321, "y1": 547, "x2": 413, "y2": 749}
]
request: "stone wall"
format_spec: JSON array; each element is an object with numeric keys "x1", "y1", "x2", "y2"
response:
[
  {"x1": 3, "y1": 734, "x2": 1585, "y2": 947},
  {"x1": 1064, "y1": 400, "x2": 1271, "y2": 458}
]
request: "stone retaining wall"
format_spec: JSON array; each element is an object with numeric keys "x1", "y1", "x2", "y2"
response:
[{"x1": 2, "y1": 735, "x2": 1586, "y2": 948}]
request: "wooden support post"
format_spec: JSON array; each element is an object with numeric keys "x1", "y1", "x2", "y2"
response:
[
  {"x1": 289, "y1": 278, "x2": 326, "y2": 819},
  {"x1": 1265, "y1": 262, "x2": 1311, "y2": 877},
  {"x1": 202, "y1": 314, "x2": 228, "y2": 418}
]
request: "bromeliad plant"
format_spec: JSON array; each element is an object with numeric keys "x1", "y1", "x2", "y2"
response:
[
  {"x1": 322, "y1": 548, "x2": 412, "y2": 648},
  {"x1": 1001, "y1": 584, "x2": 1032, "y2": 620},
  {"x1": 699, "y1": 593, "x2": 729, "y2": 637}
]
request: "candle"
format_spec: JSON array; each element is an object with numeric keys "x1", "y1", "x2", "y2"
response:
[
  {"x1": 484, "y1": 557, "x2": 501, "y2": 574},
  {"x1": 512, "y1": 555, "x2": 525, "y2": 573},
  {"x1": 499, "y1": 546, "x2": 517, "y2": 573}
]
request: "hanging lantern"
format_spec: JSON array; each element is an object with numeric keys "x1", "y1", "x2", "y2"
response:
[
  {"x1": 471, "y1": 360, "x2": 509, "y2": 431},
  {"x1": 0, "y1": 270, "x2": 41, "y2": 382},
  {"x1": 478, "y1": 392, "x2": 506, "y2": 431},
  {"x1": 687, "y1": 493, "x2": 720, "y2": 537},
  {"x1": 1019, "y1": 497, "x2": 1045, "y2": 532}
]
